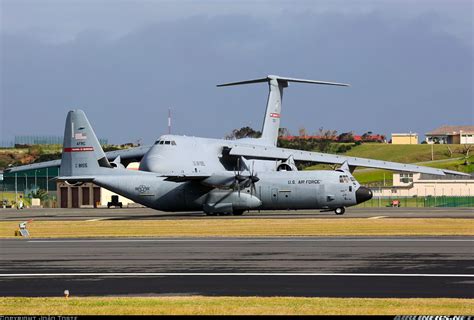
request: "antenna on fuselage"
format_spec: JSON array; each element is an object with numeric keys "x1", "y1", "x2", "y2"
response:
[
  {"x1": 217, "y1": 75, "x2": 350, "y2": 147},
  {"x1": 168, "y1": 107, "x2": 172, "y2": 134}
]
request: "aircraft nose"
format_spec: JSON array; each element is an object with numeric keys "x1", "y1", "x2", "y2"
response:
[{"x1": 356, "y1": 187, "x2": 373, "y2": 204}]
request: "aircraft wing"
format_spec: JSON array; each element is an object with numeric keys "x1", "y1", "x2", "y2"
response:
[
  {"x1": 4, "y1": 145, "x2": 151, "y2": 174},
  {"x1": 228, "y1": 145, "x2": 470, "y2": 176},
  {"x1": 163, "y1": 172, "x2": 239, "y2": 188},
  {"x1": 163, "y1": 173, "x2": 211, "y2": 182}
]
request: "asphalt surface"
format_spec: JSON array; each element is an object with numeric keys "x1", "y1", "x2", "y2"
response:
[
  {"x1": 1, "y1": 237, "x2": 473, "y2": 297},
  {"x1": 1, "y1": 207, "x2": 473, "y2": 221}
]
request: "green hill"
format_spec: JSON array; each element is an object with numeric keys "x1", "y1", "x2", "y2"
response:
[{"x1": 306, "y1": 143, "x2": 473, "y2": 186}]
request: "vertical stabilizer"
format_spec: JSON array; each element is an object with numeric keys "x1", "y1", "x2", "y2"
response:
[
  {"x1": 260, "y1": 77, "x2": 286, "y2": 146},
  {"x1": 217, "y1": 75, "x2": 349, "y2": 146},
  {"x1": 60, "y1": 109, "x2": 111, "y2": 176}
]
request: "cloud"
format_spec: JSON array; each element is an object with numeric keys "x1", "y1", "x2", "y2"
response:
[{"x1": 1, "y1": 4, "x2": 472, "y2": 143}]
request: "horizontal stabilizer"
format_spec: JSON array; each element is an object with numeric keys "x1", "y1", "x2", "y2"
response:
[
  {"x1": 217, "y1": 75, "x2": 350, "y2": 87},
  {"x1": 4, "y1": 144, "x2": 151, "y2": 174},
  {"x1": 56, "y1": 176, "x2": 95, "y2": 182}
]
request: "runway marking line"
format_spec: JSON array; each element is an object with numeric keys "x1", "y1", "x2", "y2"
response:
[
  {"x1": 25, "y1": 238, "x2": 474, "y2": 243},
  {"x1": 1, "y1": 273, "x2": 473, "y2": 277},
  {"x1": 368, "y1": 216, "x2": 388, "y2": 219}
]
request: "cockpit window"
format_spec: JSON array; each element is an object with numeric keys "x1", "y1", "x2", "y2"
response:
[
  {"x1": 157, "y1": 140, "x2": 176, "y2": 146},
  {"x1": 339, "y1": 175, "x2": 350, "y2": 183}
]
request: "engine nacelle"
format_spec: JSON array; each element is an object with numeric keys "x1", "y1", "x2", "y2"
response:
[{"x1": 276, "y1": 156, "x2": 298, "y2": 171}]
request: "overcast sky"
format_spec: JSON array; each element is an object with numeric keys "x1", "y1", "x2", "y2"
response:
[{"x1": 1, "y1": 0, "x2": 472, "y2": 144}]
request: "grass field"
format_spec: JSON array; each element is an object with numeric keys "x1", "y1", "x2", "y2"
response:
[
  {"x1": 306, "y1": 143, "x2": 473, "y2": 185},
  {"x1": 343, "y1": 143, "x2": 468, "y2": 163},
  {"x1": 351, "y1": 156, "x2": 474, "y2": 185},
  {"x1": 1, "y1": 218, "x2": 473, "y2": 238},
  {"x1": 1, "y1": 297, "x2": 472, "y2": 315}
]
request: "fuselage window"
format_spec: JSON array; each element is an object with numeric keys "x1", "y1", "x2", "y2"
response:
[
  {"x1": 339, "y1": 176, "x2": 344, "y2": 183},
  {"x1": 165, "y1": 141, "x2": 171, "y2": 145}
]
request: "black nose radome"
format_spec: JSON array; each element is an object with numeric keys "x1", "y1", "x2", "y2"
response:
[{"x1": 356, "y1": 187, "x2": 373, "y2": 204}]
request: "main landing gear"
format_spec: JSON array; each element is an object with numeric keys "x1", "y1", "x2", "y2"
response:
[
  {"x1": 334, "y1": 207, "x2": 345, "y2": 215},
  {"x1": 205, "y1": 210, "x2": 245, "y2": 216}
]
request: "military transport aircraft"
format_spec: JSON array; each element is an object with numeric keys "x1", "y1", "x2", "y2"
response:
[
  {"x1": 59, "y1": 109, "x2": 373, "y2": 215},
  {"x1": 7, "y1": 75, "x2": 469, "y2": 215}
]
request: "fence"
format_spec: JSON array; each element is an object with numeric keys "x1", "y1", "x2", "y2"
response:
[
  {"x1": 356, "y1": 196, "x2": 474, "y2": 208},
  {"x1": 1, "y1": 167, "x2": 59, "y2": 208},
  {"x1": 0, "y1": 136, "x2": 109, "y2": 147}
]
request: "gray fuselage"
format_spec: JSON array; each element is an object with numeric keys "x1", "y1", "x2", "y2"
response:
[{"x1": 92, "y1": 169, "x2": 361, "y2": 213}]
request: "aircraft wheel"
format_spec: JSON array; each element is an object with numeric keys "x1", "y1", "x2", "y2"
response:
[
  {"x1": 233, "y1": 210, "x2": 244, "y2": 216},
  {"x1": 335, "y1": 207, "x2": 345, "y2": 215},
  {"x1": 205, "y1": 212, "x2": 217, "y2": 216}
]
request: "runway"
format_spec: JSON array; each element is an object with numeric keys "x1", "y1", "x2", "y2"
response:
[
  {"x1": 1, "y1": 237, "x2": 473, "y2": 297},
  {"x1": 1, "y1": 206, "x2": 473, "y2": 221}
]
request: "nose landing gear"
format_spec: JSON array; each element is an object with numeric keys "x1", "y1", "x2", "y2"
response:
[{"x1": 334, "y1": 207, "x2": 345, "y2": 215}]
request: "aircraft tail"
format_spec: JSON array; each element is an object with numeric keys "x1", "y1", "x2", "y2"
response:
[
  {"x1": 59, "y1": 109, "x2": 111, "y2": 177},
  {"x1": 218, "y1": 75, "x2": 349, "y2": 146}
]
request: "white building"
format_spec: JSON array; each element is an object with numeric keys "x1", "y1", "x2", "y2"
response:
[
  {"x1": 425, "y1": 125, "x2": 474, "y2": 144},
  {"x1": 372, "y1": 172, "x2": 474, "y2": 197}
]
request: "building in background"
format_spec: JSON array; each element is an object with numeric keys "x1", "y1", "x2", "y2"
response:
[
  {"x1": 1, "y1": 162, "x2": 141, "y2": 208},
  {"x1": 391, "y1": 133, "x2": 418, "y2": 144},
  {"x1": 373, "y1": 172, "x2": 474, "y2": 197},
  {"x1": 425, "y1": 126, "x2": 474, "y2": 144}
]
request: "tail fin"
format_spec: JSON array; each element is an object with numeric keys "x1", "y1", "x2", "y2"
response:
[
  {"x1": 218, "y1": 75, "x2": 349, "y2": 146},
  {"x1": 59, "y1": 109, "x2": 111, "y2": 176}
]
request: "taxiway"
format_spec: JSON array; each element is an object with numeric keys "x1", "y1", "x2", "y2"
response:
[{"x1": 1, "y1": 236, "x2": 472, "y2": 297}]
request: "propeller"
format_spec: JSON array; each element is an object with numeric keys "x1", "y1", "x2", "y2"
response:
[{"x1": 232, "y1": 157, "x2": 259, "y2": 197}]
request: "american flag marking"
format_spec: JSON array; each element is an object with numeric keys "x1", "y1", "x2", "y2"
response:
[{"x1": 75, "y1": 133, "x2": 87, "y2": 140}]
